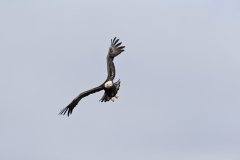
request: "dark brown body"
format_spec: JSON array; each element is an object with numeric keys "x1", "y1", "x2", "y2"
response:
[{"x1": 100, "y1": 80, "x2": 120, "y2": 102}]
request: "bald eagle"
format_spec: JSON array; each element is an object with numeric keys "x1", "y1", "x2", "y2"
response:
[{"x1": 59, "y1": 37, "x2": 125, "y2": 116}]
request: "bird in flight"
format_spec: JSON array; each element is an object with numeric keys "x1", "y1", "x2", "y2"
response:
[{"x1": 59, "y1": 37, "x2": 125, "y2": 116}]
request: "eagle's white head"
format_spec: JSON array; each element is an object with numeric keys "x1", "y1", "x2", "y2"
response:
[{"x1": 104, "y1": 81, "x2": 113, "y2": 89}]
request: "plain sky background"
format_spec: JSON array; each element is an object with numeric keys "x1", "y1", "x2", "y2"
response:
[{"x1": 0, "y1": 0, "x2": 240, "y2": 159}]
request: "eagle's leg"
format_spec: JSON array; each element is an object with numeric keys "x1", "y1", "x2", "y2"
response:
[{"x1": 111, "y1": 95, "x2": 118, "y2": 102}]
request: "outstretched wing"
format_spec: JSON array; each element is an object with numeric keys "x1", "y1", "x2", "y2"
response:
[
  {"x1": 59, "y1": 85, "x2": 104, "y2": 116},
  {"x1": 107, "y1": 37, "x2": 125, "y2": 80}
]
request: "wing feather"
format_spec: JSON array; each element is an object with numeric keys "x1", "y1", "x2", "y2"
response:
[
  {"x1": 113, "y1": 39, "x2": 119, "y2": 45},
  {"x1": 115, "y1": 42, "x2": 122, "y2": 47},
  {"x1": 112, "y1": 37, "x2": 116, "y2": 43},
  {"x1": 109, "y1": 37, "x2": 125, "y2": 58},
  {"x1": 59, "y1": 85, "x2": 104, "y2": 116}
]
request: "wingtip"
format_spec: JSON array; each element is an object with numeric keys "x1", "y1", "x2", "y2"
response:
[
  {"x1": 59, "y1": 106, "x2": 71, "y2": 116},
  {"x1": 114, "y1": 38, "x2": 119, "y2": 45}
]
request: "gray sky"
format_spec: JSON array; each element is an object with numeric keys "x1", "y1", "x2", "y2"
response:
[{"x1": 1, "y1": 0, "x2": 240, "y2": 159}]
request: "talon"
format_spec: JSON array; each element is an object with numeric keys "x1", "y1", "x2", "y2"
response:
[{"x1": 111, "y1": 97, "x2": 117, "y2": 102}]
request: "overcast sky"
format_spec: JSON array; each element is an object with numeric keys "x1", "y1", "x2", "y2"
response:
[{"x1": 1, "y1": 0, "x2": 240, "y2": 160}]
